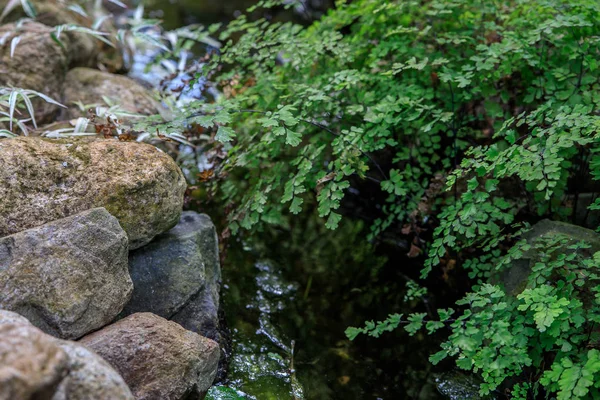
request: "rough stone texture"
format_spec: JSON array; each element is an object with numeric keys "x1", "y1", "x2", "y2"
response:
[
  {"x1": 121, "y1": 211, "x2": 227, "y2": 382},
  {"x1": 0, "y1": 310, "x2": 134, "y2": 400},
  {"x1": 498, "y1": 219, "x2": 600, "y2": 295},
  {"x1": 123, "y1": 212, "x2": 222, "y2": 341},
  {"x1": 0, "y1": 21, "x2": 69, "y2": 124},
  {"x1": 0, "y1": 208, "x2": 133, "y2": 339},
  {"x1": 0, "y1": 137, "x2": 187, "y2": 249},
  {"x1": 0, "y1": 309, "x2": 31, "y2": 326},
  {"x1": 0, "y1": 0, "x2": 124, "y2": 70},
  {"x1": 61, "y1": 68, "x2": 160, "y2": 120},
  {"x1": 53, "y1": 341, "x2": 134, "y2": 400},
  {"x1": 0, "y1": 321, "x2": 69, "y2": 400},
  {"x1": 80, "y1": 313, "x2": 220, "y2": 400}
]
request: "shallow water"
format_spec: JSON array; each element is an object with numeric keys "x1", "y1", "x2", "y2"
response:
[
  {"x1": 137, "y1": 1, "x2": 451, "y2": 398},
  {"x1": 192, "y1": 216, "x2": 448, "y2": 400}
]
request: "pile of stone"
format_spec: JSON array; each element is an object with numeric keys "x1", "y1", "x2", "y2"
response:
[{"x1": 0, "y1": 137, "x2": 224, "y2": 400}]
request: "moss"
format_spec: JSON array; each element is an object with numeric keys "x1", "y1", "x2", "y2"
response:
[
  {"x1": 102, "y1": 182, "x2": 166, "y2": 237},
  {"x1": 67, "y1": 144, "x2": 92, "y2": 165},
  {"x1": 38, "y1": 137, "x2": 93, "y2": 145},
  {"x1": 69, "y1": 68, "x2": 102, "y2": 85}
]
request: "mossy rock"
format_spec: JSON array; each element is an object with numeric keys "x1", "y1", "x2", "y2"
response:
[
  {"x1": 0, "y1": 0, "x2": 124, "y2": 69},
  {"x1": 498, "y1": 220, "x2": 600, "y2": 296},
  {"x1": 0, "y1": 21, "x2": 69, "y2": 124},
  {"x1": 61, "y1": 68, "x2": 160, "y2": 120},
  {"x1": 0, "y1": 208, "x2": 133, "y2": 339},
  {"x1": 0, "y1": 136, "x2": 186, "y2": 249}
]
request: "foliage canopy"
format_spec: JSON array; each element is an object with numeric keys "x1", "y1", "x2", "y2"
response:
[{"x1": 189, "y1": 0, "x2": 600, "y2": 398}]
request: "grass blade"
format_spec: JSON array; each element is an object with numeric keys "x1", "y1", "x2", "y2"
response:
[
  {"x1": 16, "y1": 118, "x2": 29, "y2": 136},
  {"x1": 0, "y1": 129, "x2": 17, "y2": 138},
  {"x1": 19, "y1": 90, "x2": 36, "y2": 128},
  {"x1": 8, "y1": 89, "x2": 18, "y2": 131},
  {"x1": 67, "y1": 4, "x2": 88, "y2": 17},
  {"x1": 107, "y1": 0, "x2": 127, "y2": 8},
  {"x1": 0, "y1": 0, "x2": 20, "y2": 22},
  {"x1": 26, "y1": 90, "x2": 66, "y2": 108},
  {"x1": 10, "y1": 35, "x2": 20, "y2": 57},
  {"x1": 92, "y1": 15, "x2": 111, "y2": 30},
  {"x1": 20, "y1": 0, "x2": 36, "y2": 18},
  {"x1": 73, "y1": 117, "x2": 89, "y2": 134}
]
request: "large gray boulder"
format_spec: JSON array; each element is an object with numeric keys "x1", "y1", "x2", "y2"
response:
[
  {"x1": 80, "y1": 313, "x2": 220, "y2": 400},
  {"x1": 122, "y1": 212, "x2": 222, "y2": 344},
  {"x1": 0, "y1": 310, "x2": 134, "y2": 400},
  {"x1": 0, "y1": 208, "x2": 133, "y2": 339},
  {"x1": 0, "y1": 137, "x2": 187, "y2": 249}
]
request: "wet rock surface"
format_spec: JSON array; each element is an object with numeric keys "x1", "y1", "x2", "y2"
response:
[
  {"x1": 80, "y1": 312, "x2": 220, "y2": 400},
  {"x1": 0, "y1": 208, "x2": 132, "y2": 339},
  {"x1": 435, "y1": 371, "x2": 495, "y2": 400},
  {"x1": 0, "y1": 137, "x2": 186, "y2": 249},
  {"x1": 122, "y1": 212, "x2": 217, "y2": 319},
  {"x1": 124, "y1": 212, "x2": 222, "y2": 329}
]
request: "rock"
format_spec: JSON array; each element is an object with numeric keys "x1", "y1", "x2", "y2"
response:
[
  {"x1": 498, "y1": 220, "x2": 600, "y2": 295},
  {"x1": 122, "y1": 211, "x2": 226, "y2": 380},
  {"x1": 0, "y1": 0, "x2": 124, "y2": 70},
  {"x1": 80, "y1": 313, "x2": 220, "y2": 400},
  {"x1": 0, "y1": 137, "x2": 186, "y2": 249},
  {"x1": 0, "y1": 208, "x2": 133, "y2": 339},
  {"x1": 434, "y1": 371, "x2": 495, "y2": 400},
  {"x1": 0, "y1": 309, "x2": 32, "y2": 326},
  {"x1": 0, "y1": 310, "x2": 134, "y2": 400},
  {"x1": 0, "y1": 21, "x2": 68, "y2": 124},
  {"x1": 0, "y1": 321, "x2": 69, "y2": 400},
  {"x1": 53, "y1": 341, "x2": 134, "y2": 400},
  {"x1": 61, "y1": 68, "x2": 160, "y2": 120},
  {"x1": 123, "y1": 212, "x2": 222, "y2": 343},
  {"x1": 171, "y1": 289, "x2": 222, "y2": 354},
  {"x1": 573, "y1": 193, "x2": 600, "y2": 229}
]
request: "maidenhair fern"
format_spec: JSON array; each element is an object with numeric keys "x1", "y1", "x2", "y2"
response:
[{"x1": 178, "y1": 0, "x2": 600, "y2": 398}]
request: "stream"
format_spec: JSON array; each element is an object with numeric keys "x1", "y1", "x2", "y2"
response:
[{"x1": 135, "y1": 1, "x2": 455, "y2": 399}]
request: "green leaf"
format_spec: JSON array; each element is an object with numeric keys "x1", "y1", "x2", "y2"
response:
[
  {"x1": 290, "y1": 196, "x2": 303, "y2": 214},
  {"x1": 404, "y1": 313, "x2": 426, "y2": 335},
  {"x1": 430, "y1": 350, "x2": 448, "y2": 365},
  {"x1": 325, "y1": 212, "x2": 341, "y2": 230},
  {"x1": 216, "y1": 126, "x2": 235, "y2": 142},
  {"x1": 285, "y1": 128, "x2": 302, "y2": 146}
]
